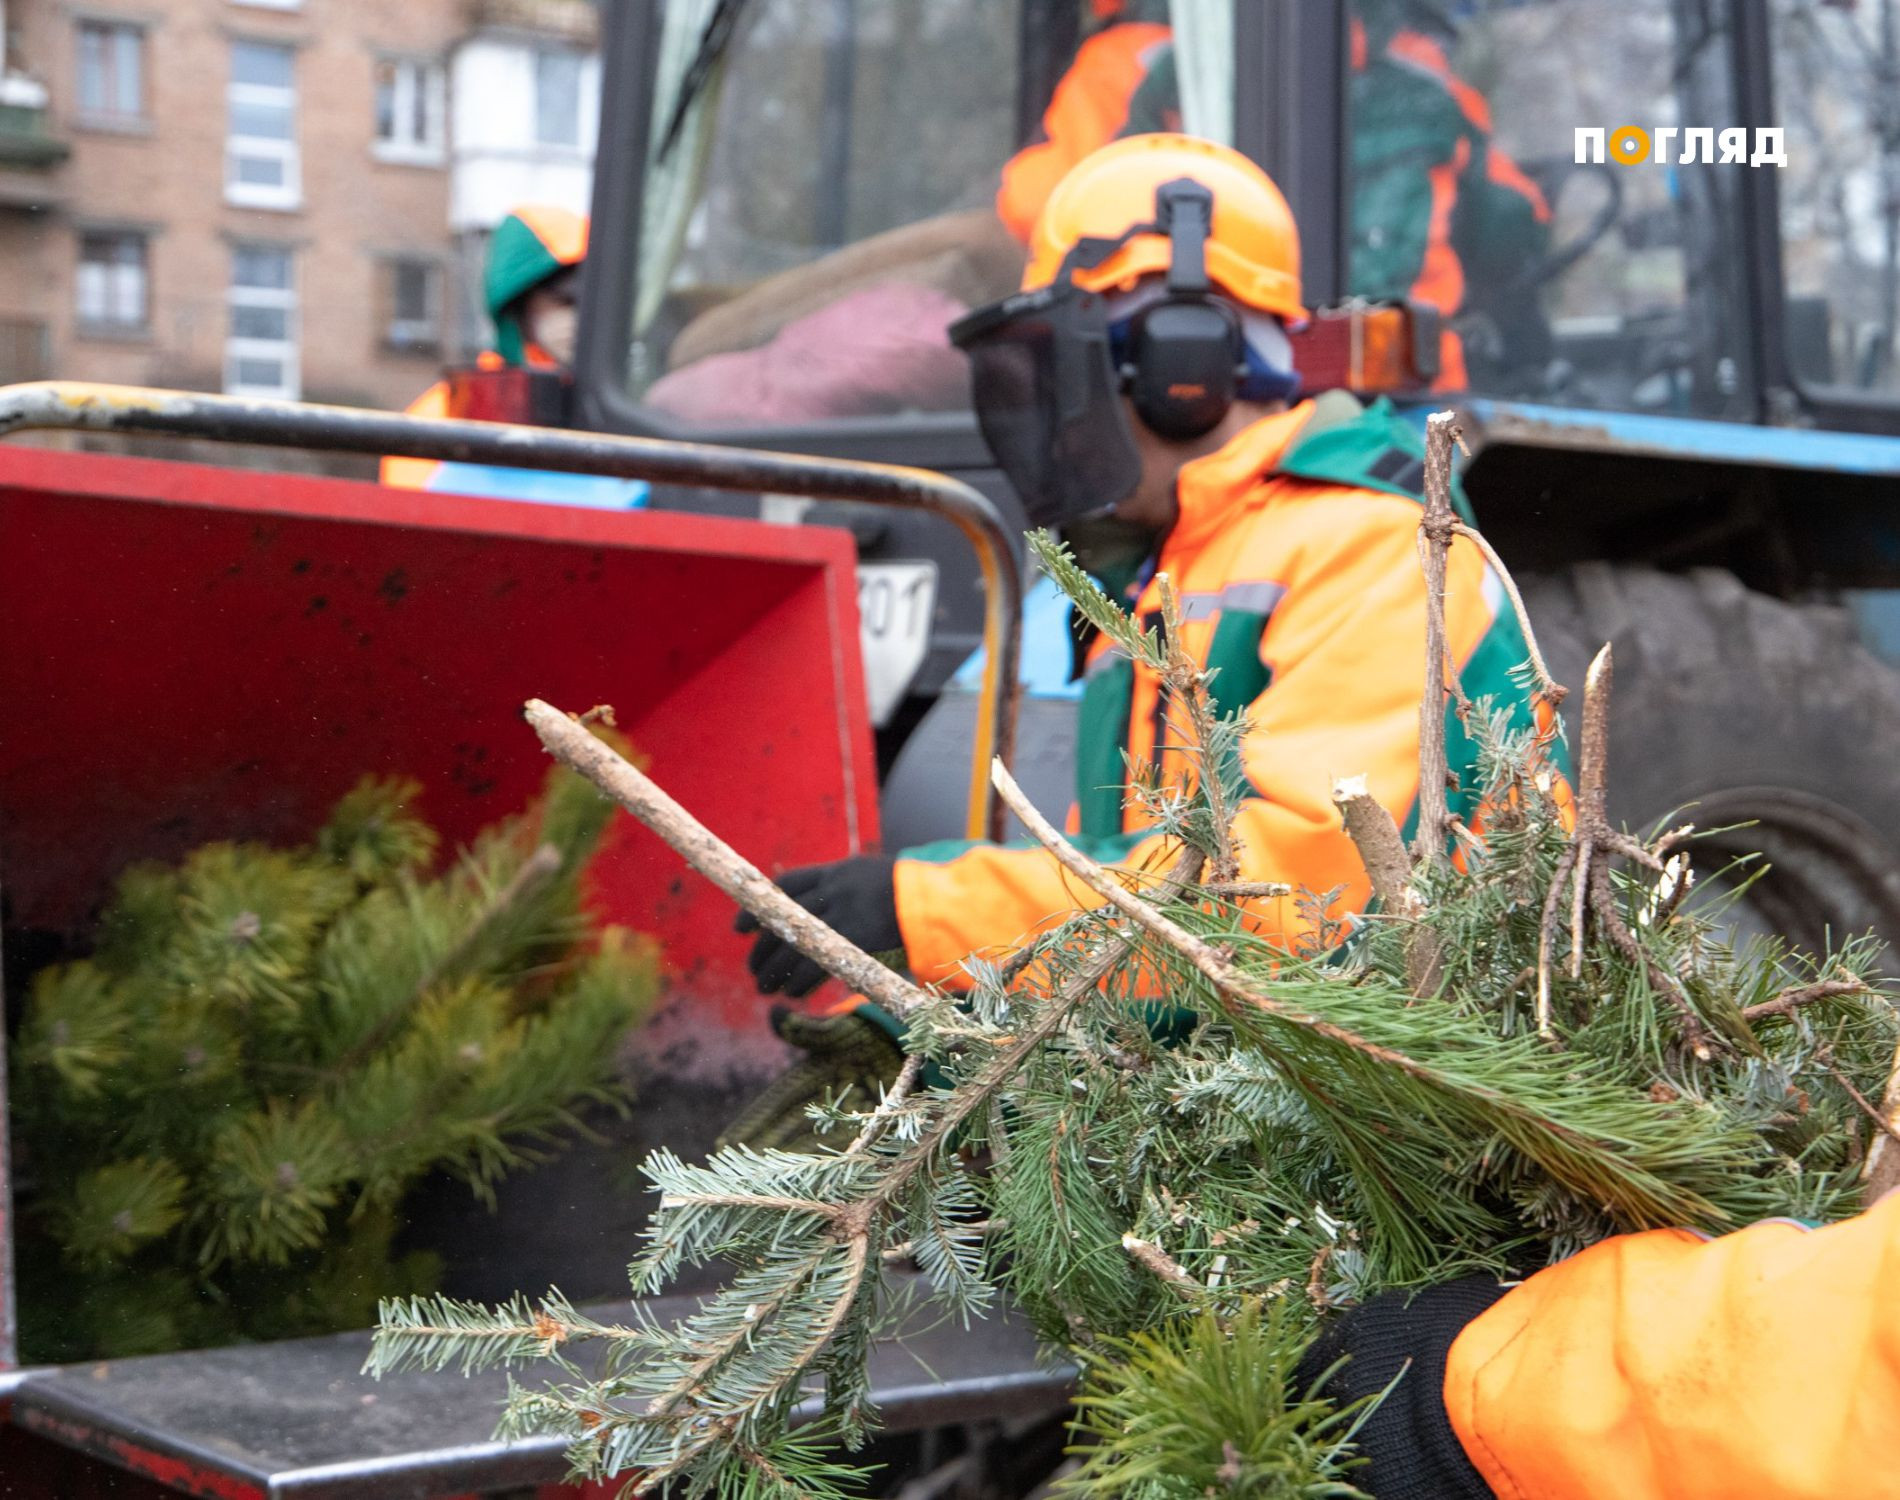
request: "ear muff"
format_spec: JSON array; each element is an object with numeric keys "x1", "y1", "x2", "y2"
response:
[{"x1": 1122, "y1": 295, "x2": 1244, "y2": 441}]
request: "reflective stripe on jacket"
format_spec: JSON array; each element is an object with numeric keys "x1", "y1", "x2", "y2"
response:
[
  {"x1": 893, "y1": 398, "x2": 1556, "y2": 988},
  {"x1": 1446, "y1": 1191, "x2": 1900, "y2": 1499}
]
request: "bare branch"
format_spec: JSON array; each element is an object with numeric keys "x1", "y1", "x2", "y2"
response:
[
  {"x1": 1412, "y1": 412, "x2": 1461, "y2": 870},
  {"x1": 1334, "y1": 775, "x2": 1417, "y2": 915},
  {"x1": 1742, "y1": 978, "x2": 1871, "y2": 1025},
  {"x1": 524, "y1": 699, "x2": 931, "y2": 1021},
  {"x1": 1335, "y1": 774, "x2": 1441, "y2": 995},
  {"x1": 1863, "y1": 1037, "x2": 1900, "y2": 1206},
  {"x1": 1449, "y1": 519, "x2": 1566, "y2": 710}
]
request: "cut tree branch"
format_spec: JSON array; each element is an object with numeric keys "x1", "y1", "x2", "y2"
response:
[
  {"x1": 1863, "y1": 1037, "x2": 1900, "y2": 1205},
  {"x1": 1412, "y1": 412, "x2": 1461, "y2": 870},
  {"x1": 1742, "y1": 978, "x2": 1870, "y2": 1025},
  {"x1": 1335, "y1": 774, "x2": 1441, "y2": 995},
  {"x1": 524, "y1": 699, "x2": 931, "y2": 1022},
  {"x1": 1158, "y1": 572, "x2": 1241, "y2": 885},
  {"x1": 1121, "y1": 1233, "x2": 1201, "y2": 1299}
]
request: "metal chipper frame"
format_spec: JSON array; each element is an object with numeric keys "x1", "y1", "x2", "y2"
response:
[{"x1": 0, "y1": 384, "x2": 1057, "y2": 1498}]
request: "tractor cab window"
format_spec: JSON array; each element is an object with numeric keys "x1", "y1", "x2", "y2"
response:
[
  {"x1": 628, "y1": 0, "x2": 1230, "y2": 429},
  {"x1": 1772, "y1": 0, "x2": 1900, "y2": 400},
  {"x1": 1346, "y1": 0, "x2": 1752, "y2": 420}
]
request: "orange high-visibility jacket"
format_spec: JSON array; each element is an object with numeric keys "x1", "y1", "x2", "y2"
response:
[
  {"x1": 1447, "y1": 1191, "x2": 1900, "y2": 1499},
  {"x1": 995, "y1": 21, "x2": 1174, "y2": 243},
  {"x1": 892, "y1": 399, "x2": 1552, "y2": 987}
]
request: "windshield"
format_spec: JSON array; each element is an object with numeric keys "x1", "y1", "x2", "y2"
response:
[
  {"x1": 1346, "y1": 0, "x2": 1752, "y2": 420},
  {"x1": 627, "y1": 0, "x2": 1233, "y2": 429}
]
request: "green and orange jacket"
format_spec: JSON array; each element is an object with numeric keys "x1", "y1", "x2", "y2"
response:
[
  {"x1": 892, "y1": 397, "x2": 1555, "y2": 989},
  {"x1": 1445, "y1": 1190, "x2": 1900, "y2": 1498}
]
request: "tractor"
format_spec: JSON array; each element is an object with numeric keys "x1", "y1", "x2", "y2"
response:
[{"x1": 4, "y1": 0, "x2": 1900, "y2": 1493}]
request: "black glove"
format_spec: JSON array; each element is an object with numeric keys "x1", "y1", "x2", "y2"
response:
[
  {"x1": 735, "y1": 855, "x2": 902, "y2": 998},
  {"x1": 1291, "y1": 1276, "x2": 1513, "y2": 1500},
  {"x1": 715, "y1": 1006, "x2": 907, "y2": 1153}
]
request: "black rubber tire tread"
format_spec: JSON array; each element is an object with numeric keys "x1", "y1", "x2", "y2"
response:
[{"x1": 1520, "y1": 564, "x2": 1900, "y2": 954}]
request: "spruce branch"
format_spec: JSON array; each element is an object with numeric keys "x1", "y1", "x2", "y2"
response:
[
  {"x1": 990, "y1": 757, "x2": 1732, "y2": 1232},
  {"x1": 524, "y1": 699, "x2": 930, "y2": 1022},
  {"x1": 1157, "y1": 573, "x2": 1241, "y2": 885}
]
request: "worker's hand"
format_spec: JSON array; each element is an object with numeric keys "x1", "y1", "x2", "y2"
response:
[
  {"x1": 735, "y1": 855, "x2": 903, "y2": 997},
  {"x1": 1291, "y1": 1276, "x2": 1511, "y2": 1499}
]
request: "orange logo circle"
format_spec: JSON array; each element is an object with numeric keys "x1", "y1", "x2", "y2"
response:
[{"x1": 1609, "y1": 126, "x2": 1651, "y2": 165}]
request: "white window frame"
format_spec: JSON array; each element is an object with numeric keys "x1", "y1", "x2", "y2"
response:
[
  {"x1": 75, "y1": 17, "x2": 145, "y2": 126},
  {"x1": 225, "y1": 245, "x2": 298, "y2": 399},
  {"x1": 226, "y1": 41, "x2": 300, "y2": 210},
  {"x1": 372, "y1": 55, "x2": 446, "y2": 165},
  {"x1": 384, "y1": 257, "x2": 441, "y2": 352},
  {"x1": 229, "y1": 0, "x2": 301, "y2": 10},
  {"x1": 75, "y1": 229, "x2": 150, "y2": 334}
]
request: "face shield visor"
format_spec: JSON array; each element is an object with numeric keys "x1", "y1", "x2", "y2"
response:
[{"x1": 948, "y1": 277, "x2": 1142, "y2": 531}]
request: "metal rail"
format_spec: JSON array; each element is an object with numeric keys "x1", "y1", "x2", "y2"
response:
[{"x1": 0, "y1": 382, "x2": 1022, "y2": 841}]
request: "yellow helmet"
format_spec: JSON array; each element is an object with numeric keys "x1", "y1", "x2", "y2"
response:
[{"x1": 1022, "y1": 134, "x2": 1308, "y2": 323}]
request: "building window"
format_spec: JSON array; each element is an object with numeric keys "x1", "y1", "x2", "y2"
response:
[
  {"x1": 533, "y1": 48, "x2": 582, "y2": 148},
  {"x1": 373, "y1": 57, "x2": 444, "y2": 163},
  {"x1": 226, "y1": 40, "x2": 298, "y2": 209},
  {"x1": 76, "y1": 230, "x2": 149, "y2": 334},
  {"x1": 76, "y1": 19, "x2": 144, "y2": 124},
  {"x1": 383, "y1": 258, "x2": 441, "y2": 352},
  {"x1": 226, "y1": 244, "x2": 297, "y2": 398}
]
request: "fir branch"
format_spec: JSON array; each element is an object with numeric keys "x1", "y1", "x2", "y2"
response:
[
  {"x1": 524, "y1": 699, "x2": 930, "y2": 1022},
  {"x1": 990, "y1": 757, "x2": 1730, "y2": 1232}
]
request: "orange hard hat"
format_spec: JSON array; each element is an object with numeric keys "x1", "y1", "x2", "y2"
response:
[{"x1": 1022, "y1": 134, "x2": 1308, "y2": 323}]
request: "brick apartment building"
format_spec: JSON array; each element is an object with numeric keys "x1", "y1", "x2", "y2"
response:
[{"x1": 0, "y1": 0, "x2": 599, "y2": 422}]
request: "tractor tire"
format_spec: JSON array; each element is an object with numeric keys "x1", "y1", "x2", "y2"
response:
[{"x1": 1519, "y1": 564, "x2": 1900, "y2": 958}]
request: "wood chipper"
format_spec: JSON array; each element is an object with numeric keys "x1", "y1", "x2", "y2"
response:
[{"x1": 0, "y1": 384, "x2": 1062, "y2": 1497}]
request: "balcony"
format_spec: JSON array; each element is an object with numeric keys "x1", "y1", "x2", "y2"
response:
[{"x1": 0, "y1": 77, "x2": 66, "y2": 169}]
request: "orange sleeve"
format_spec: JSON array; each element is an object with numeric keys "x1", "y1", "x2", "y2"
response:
[
  {"x1": 995, "y1": 23, "x2": 1173, "y2": 242},
  {"x1": 894, "y1": 492, "x2": 1499, "y2": 988},
  {"x1": 1445, "y1": 1192, "x2": 1900, "y2": 1500},
  {"x1": 379, "y1": 380, "x2": 451, "y2": 489}
]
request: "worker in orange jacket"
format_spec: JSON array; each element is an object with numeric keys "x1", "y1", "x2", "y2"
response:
[
  {"x1": 381, "y1": 204, "x2": 588, "y2": 491},
  {"x1": 743, "y1": 133, "x2": 1543, "y2": 1001},
  {"x1": 738, "y1": 135, "x2": 1900, "y2": 1498},
  {"x1": 994, "y1": 1, "x2": 1553, "y2": 388}
]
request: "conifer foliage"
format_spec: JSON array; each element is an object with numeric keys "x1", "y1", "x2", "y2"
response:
[
  {"x1": 372, "y1": 422, "x2": 1900, "y2": 1499},
  {"x1": 14, "y1": 764, "x2": 655, "y2": 1362}
]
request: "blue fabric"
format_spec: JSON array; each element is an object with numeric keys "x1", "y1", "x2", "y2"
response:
[
  {"x1": 952, "y1": 575, "x2": 1086, "y2": 701},
  {"x1": 425, "y1": 462, "x2": 649, "y2": 511}
]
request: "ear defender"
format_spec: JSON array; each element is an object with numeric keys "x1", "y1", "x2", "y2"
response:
[
  {"x1": 1124, "y1": 297, "x2": 1244, "y2": 440},
  {"x1": 1118, "y1": 176, "x2": 1247, "y2": 442}
]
